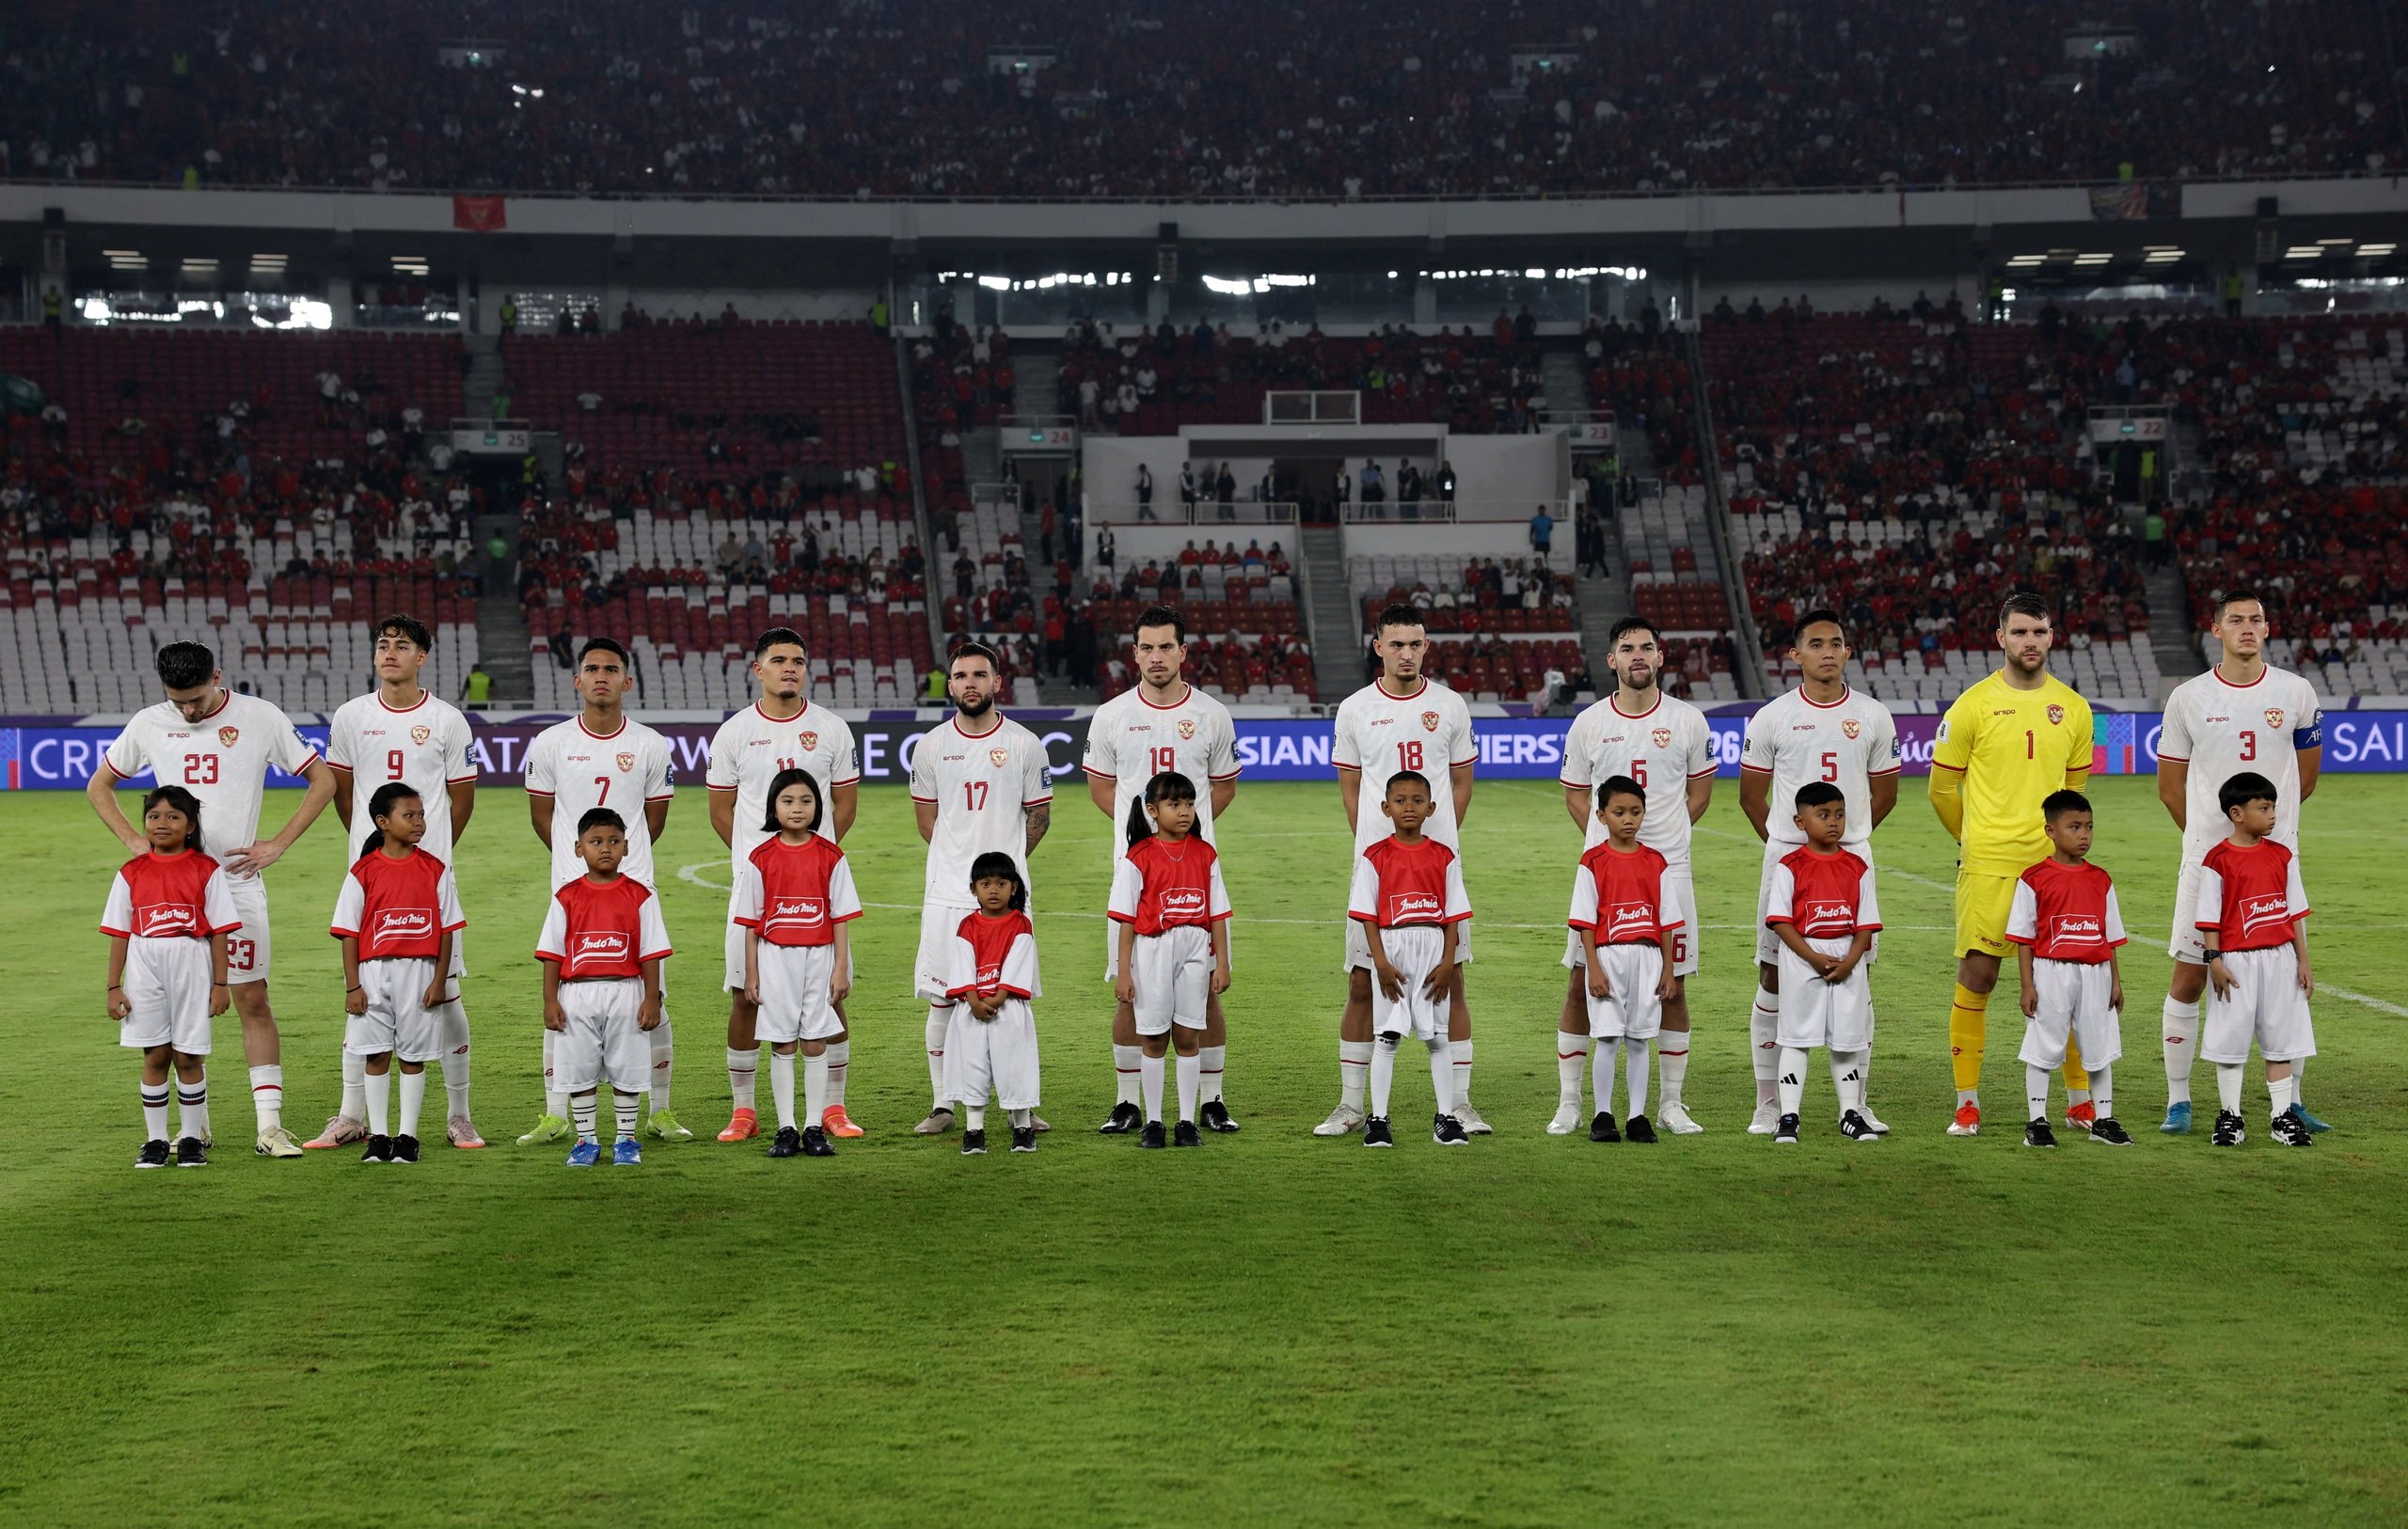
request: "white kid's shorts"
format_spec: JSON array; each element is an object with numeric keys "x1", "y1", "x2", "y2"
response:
[
  {"x1": 1127, "y1": 924, "x2": 1212, "y2": 1036},
  {"x1": 117, "y1": 936, "x2": 214, "y2": 1055},
  {"x1": 2018, "y1": 957, "x2": 2122, "y2": 1071},
  {"x1": 1578, "y1": 942, "x2": 1666, "y2": 1041},
  {"x1": 2202, "y1": 945, "x2": 2316, "y2": 1064},
  {"x1": 755, "y1": 942, "x2": 845, "y2": 1045},
  {"x1": 554, "y1": 978, "x2": 653, "y2": 1092},
  {"x1": 1774, "y1": 937, "x2": 1872, "y2": 1051},
  {"x1": 346, "y1": 956, "x2": 444, "y2": 1064},
  {"x1": 944, "y1": 996, "x2": 1040, "y2": 1110}
]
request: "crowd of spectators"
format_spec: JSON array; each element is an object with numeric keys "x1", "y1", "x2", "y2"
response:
[{"x1": 11, "y1": 0, "x2": 2389, "y2": 199}]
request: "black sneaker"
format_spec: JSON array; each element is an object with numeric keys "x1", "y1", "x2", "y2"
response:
[
  {"x1": 1199, "y1": 1098, "x2": 1241, "y2": 1133},
  {"x1": 2211, "y1": 1110, "x2": 2247, "y2": 1147},
  {"x1": 1362, "y1": 1115, "x2": 1396, "y2": 1148},
  {"x1": 960, "y1": 1128, "x2": 988, "y2": 1156},
  {"x1": 1624, "y1": 1114, "x2": 1658, "y2": 1143},
  {"x1": 175, "y1": 1136, "x2": 209, "y2": 1168},
  {"x1": 801, "y1": 1125, "x2": 835, "y2": 1158},
  {"x1": 1010, "y1": 1125, "x2": 1038, "y2": 1153},
  {"x1": 2089, "y1": 1116, "x2": 2136, "y2": 1146},
  {"x1": 359, "y1": 1135, "x2": 392, "y2": 1163},
  {"x1": 1138, "y1": 1121, "x2": 1167, "y2": 1149},
  {"x1": 1773, "y1": 1112, "x2": 1800, "y2": 1144},
  {"x1": 1840, "y1": 1110, "x2": 1881, "y2": 1143},
  {"x1": 136, "y1": 1139, "x2": 171, "y2": 1169},
  {"x1": 2270, "y1": 1109, "x2": 2315, "y2": 1148},
  {"x1": 1097, "y1": 1101, "x2": 1144, "y2": 1135},
  {"x1": 2023, "y1": 1117, "x2": 2058, "y2": 1149},
  {"x1": 1589, "y1": 1111, "x2": 1620, "y2": 1143},
  {"x1": 393, "y1": 1134, "x2": 421, "y2": 1163},
  {"x1": 1433, "y1": 1113, "x2": 1470, "y2": 1146},
  {"x1": 1173, "y1": 1121, "x2": 1201, "y2": 1148},
  {"x1": 767, "y1": 1125, "x2": 803, "y2": 1158}
]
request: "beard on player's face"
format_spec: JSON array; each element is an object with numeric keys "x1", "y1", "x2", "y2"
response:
[{"x1": 954, "y1": 687, "x2": 993, "y2": 717}]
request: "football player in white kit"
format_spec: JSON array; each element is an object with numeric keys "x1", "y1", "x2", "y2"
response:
[
  {"x1": 1736, "y1": 610, "x2": 1901, "y2": 1135},
  {"x1": 911, "y1": 641, "x2": 1054, "y2": 1136},
  {"x1": 85, "y1": 639, "x2": 339, "y2": 1158},
  {"x1": 1316, "y1": 605, "x2": 1484, "y2": 1137},
  {"x1": 1551, "y1": 616, "x2": 1717, "y2": 1135},
  {"x1": 1083, "y1": 604, "x2": 1243, "y2": 1134},
  {"x1": 706, "y1": 627, "x2": 862, "y2": 1143},
  {"x1": 2153, "y1": 591, "x2": 2323, "y2": 1134},
  {"x1": 307, "y1": 615, "x2": 485, "y2": 1151},
  {"x1": 517, "y1": 638, "x2": 684, "y2": 1143}
]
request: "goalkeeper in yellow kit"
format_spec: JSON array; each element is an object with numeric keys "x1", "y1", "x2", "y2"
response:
[{"x1": 1928, "y1": 593, "x2": 2095, "y2": 1137}]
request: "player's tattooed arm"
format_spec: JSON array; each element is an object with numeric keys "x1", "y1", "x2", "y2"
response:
[{"x1": 1024, "y1": 800, "x2": 1052, "y2": 853}]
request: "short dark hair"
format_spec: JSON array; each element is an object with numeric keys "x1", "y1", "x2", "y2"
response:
[
  {"x1": 1606, "y1": 615, "x2": 1660, "y2": 649},
  {"x1": 949, "y1": 639, "x2": 1000, "y2": 672},
  {"x1": 967, "y1": 850, "x2": 1027, "y2": 910},
  {"x1": 2219, "y1": 771, "x2": 2278, "y2": 816},
  {"x1": 1385, "y1": 768, "x2": 1433, "y2": 798},
  {"x1": 753, "y1": 626, "x2": 807, "y2": 658},
  {"x1": 1133, "y1": 604, "x2": 1187, "y2": 644},
  {"x1": 2042, "y1": 788, "x2": 2092, "y2": 822},
  {"x1": 760, "y1": 766, "x2": 824, "y2": 833},
  {"x1": 578, "y1": 637, "x2": 630, "y2": 670},
  {"x1": 2212, "y1": 590, "x2": 2266, "y2": 622},
  {"x1": 138, "y1": 785, "x2": 204, "y2": 851},
  {"x1": 1373, "y1": 604, "x2": 1425, "y2": 638},
  {"x1": 154, "y1": 641, "x2": 215, "y2": 690},
  {"x1": 1794, "y1": 780, "x2": 1845, "y2": 811},
  {"x1": 577, "y1": 807, "x2": 627, "y2": 836},
  {"x1": 373, "y1": 614, "x2": 433, "y2": 653},
  {"x1": 1997, "y1": 592, "x2": 2051, "y2": 629},
  {"x1": 1596, "y1": 774, "x2": 1646, "y2": 809},
  {"x1": 1793, "y1": 608, "x2": 1846, "y2": 649}
]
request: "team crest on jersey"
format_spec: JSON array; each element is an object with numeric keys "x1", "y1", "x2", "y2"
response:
[
  {"x1": 1651, "y1": 727, "x2": 1671, "y2": 748},
  {"x1": 410, "y1": 725, "x2": 431, "y2": 746},
  {"x1": 2046, "y1": 704, "x2": 2065, "y2": 726},
  {"x1": 1842, "y1": 718, "x2": 1861, "y2": 739},
  {"x1": 990, "y1": 747, "x2": 1010, "y2": 766},
  {"x1": 1178, "y1": 718, "x2": 1196, "y2": 740},
  {"x1": 2265, "y1": 709, "x2": 2284, "y2": 730},
  {"x1": 217, "y1": 726, "x2": 240, "y2": 747},
  {"x1": 1420, "y1": 711, "x2": 1439, "y2": 732},
  {"x1": 616, "y1": 751, "x2": 635, "y2": 772},
  {"x1": 800, "y1": 731, "x2": 818, "y2": 752}
]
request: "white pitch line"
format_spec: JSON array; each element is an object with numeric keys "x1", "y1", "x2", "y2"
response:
[{"x1": 2323, "y1": 985, "x2": 2408, "y2": 1018}]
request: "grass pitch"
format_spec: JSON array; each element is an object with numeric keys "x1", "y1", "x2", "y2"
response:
[{"x1": 4, "y1": 774, "x2": 2406, "y2": 1526}]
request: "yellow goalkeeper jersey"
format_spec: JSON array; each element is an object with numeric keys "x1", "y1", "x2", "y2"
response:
[{"x1": 1931, "y1": 670, "x2": 2094, "y2": 875}]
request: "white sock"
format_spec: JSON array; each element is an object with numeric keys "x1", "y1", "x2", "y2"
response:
[
  {"x1": 399, "y1": 1070, "x2": 426, "y2": 1139},
  {"x1": 2025, "y1": 1064, "x2": 2052, "y2": 1124},
  {"x1": 926, "y1": 1008, "x2": 953, "y2": 1107},
  {"x1": 966, "y1": 1104, "x2": 987, "y2": 1131},
  {"x1": 2067, "y1": 1086, "x2": 2091, "y2": 1111},
  {"x1": 1450, "y1": 1038, "x2": 1474, "y2": 1104},
  {"x1": 1557, "y1": 1033, "x2": 1591, "y2": 1105},
  {"x1": 2216, "y1": 1062, "x2": 2243, "y2": 1115},
  {"x1": 365, "y1": 1070, "x2": 390, "y2": 1137},
  {"x1": 141, "y1": 1082, "x2": 169, "y2": 1141},
  {"x1": 1593, "y1": 1037, "x2": 1620, "y2": 1119},
  {"x1": 1140, "y1": 1052, "x2": 1165, "y2": 1123},
  {"x1": 341, "y1": 1044, "x2": 366, "y2": 1121},
  {"x1": 1369, "y1": 1037, "x2": 1398, "y2": 1118},
  {"x1": 1176, "y1": 1052, "x2": 1200, "y2": 1124},
  {"x1": 2162, "y1": 995, "x2": 2198, "y2": 1105},
  {"x1": 768, "y1": 1050, "x2": 797, "y2": 1130},
  {"x1": 1114, "y1": 1044, "x2": 1144, "y2": 1107},
  {"x1": 824, "y1": 1038, "x2": 848, "y2": 1108},
  {"x1": 248, "y1": 1063, "x2": 284, "y2": 1132},
  {"x1": 1656, "y1": 1032, "x2": 1687, "y2": 1109},
  {"x1": 178, "y1": 1073, "x2": 211, "y2": 1143},
  {"x1": 1199, "y1": 1044, "x2": 1226, "y2": 1103},
  {"x1": 1428, "y1": 1038, "x2": 1456, "y2": 1115},
  {"x1": 728, "y1": 1046, "x2": 760, "y2": 1112},
  {"x1": 2290, "y1": 1057, "x2": 2306, "y2": 1102},
  {"x1": 805, "y1": 1051, "x2": 830, "y2": 1126},
  {"x1": 543, "y1": 1029, "x2": 568, "y2": 1117},
  {"x1": 1008, "y1": 1107, "x2": 1033, "y2": 1130},
  {"x1": 1624, "y1": 1036, "x2": 1650, "y2": 1119},
  {"x1": 571, "y1": 1094, "x2": 598, "y2": 1142},
  {"x1": 2090, "y1": 1064, "x2": 2113, "y2": 1120},
  {"x1": 1831, "y1": 1050, "x2": 1865, "y2": 1116},
  {"x1": 438, "y1": 1000, "x2": 471, "y2": 1118},
  {"x1": 614, "y1": 1093, "x2": 640, "y2": 1140},
  {"x1": 1777, "y1": 1046, "x2": 1808, "y2": 1117},
  {"x1": 1956, "y1": 1087, "x2": 1979, "y2": 1110},
  {"x1": 2270, "y1": 1072, "x2": 2297, "y2": 1118},
  {"x1": 1339, "y1": 1038, "x2": 1372, "y2": 1113},
  {"x1": 1751, "y1": 984, "x2": 1781, "y2": 1103},
  {"x1": 646, "y1": 1018, "x2": 673, "y2": 1112}
]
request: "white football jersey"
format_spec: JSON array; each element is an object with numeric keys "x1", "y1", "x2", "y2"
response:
[
  {"x1": 1083, "y1": 684, "x2": 1240, "y2": 865},
  {"x1": 2158, "y1": 665, "x2": 2321, "y2": 864},
  {"x1": 524, "y1": 717, "x2": 675, "y2": 889},
  {"x1": 910, "y1": 714, "x2": 1054, "y2": 902},
  {"x1": 1560, "y1": 692, "x2": 1716, "y2": 860},
  {"x1": 1739, "y1": 685, "x2": 1902, "y2": 847},
  {"x1": 705, "y1": 699, "x2": 862, "y2": 863},
  {"x1": 103, "y1": 690, "x2": 322, "y2": 874},
  {"x1": 325, "y1": 689, "x2": 479, "y2": 860},
  {"x1": 1332, "y1": 678, "x2": 1478, "y2": 854}
]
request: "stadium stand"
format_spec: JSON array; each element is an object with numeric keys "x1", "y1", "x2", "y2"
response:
[{"x1": 4, "y1": 0, "x2": 2394, "y2": 197}]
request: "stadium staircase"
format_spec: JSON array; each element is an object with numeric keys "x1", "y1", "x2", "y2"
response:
[
  {"x1": 464, "y1": 331, "x2": 505, "y2": 418},
  {"x1": 1301, "y1": 524, "x2": 1359, "y2": 703},
  {"x1": 1013, "y1": 343, "x2": 1060, "y2": 421},
  {"x1": 475, "y1": 512, "x2": 536, "y2": 706},
  {"x1": 1540, "y1": 349, "x2": 1590, "y2": 424},
  {"x1": 1683, "y1": 331, "x2": 1766, "y2": 699},
  {"x1": 2147, "y1": 560, "x2": 2204, "y2": 688}
]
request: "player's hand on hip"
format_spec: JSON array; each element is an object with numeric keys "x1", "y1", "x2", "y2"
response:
[{"x1": 226, "y1": 840, "x2": 285, "y2": 875}]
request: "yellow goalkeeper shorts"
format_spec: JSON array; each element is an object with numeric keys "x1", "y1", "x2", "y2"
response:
[{"x1": 1954, "y1": 868, "x2": 2018, "y2": 961}]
